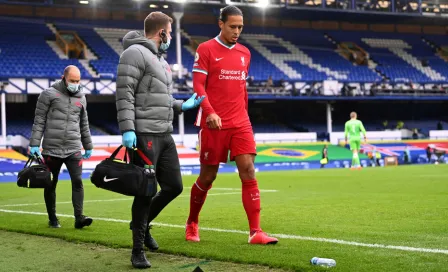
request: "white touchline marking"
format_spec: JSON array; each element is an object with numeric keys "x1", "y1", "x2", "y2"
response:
[
  {"x1": 0, "y1": 209, "x2": 447, "y2": 256},
  {"x1": 0, "y1": 189, "x2": 277, "y2": 207},
  {"x1": 82, "y1": 183, "x2": 278, "y2": 192},
  {"x1": 0, "y1": 209, "x2": 448, "y2": 255},
  {"x1": 0, "y1": 198, "x2": 131, "y2": 207}
]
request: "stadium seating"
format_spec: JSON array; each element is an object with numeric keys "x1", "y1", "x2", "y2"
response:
[
  {"x1": 6, "y1": 120, "x2": 34, "y2": 139},
  {"x1": 329, "y1": 31, "x2": 448, "y2": 83},
  {"x1": 0, "y1": 18, "x2": 91, "y2": 79},
  {"x1": 54, "y1": 24, "x2": 121, "y2": 77},
  {"x1": 1, "y1": 17, "x2": 448, "y2": 84}
]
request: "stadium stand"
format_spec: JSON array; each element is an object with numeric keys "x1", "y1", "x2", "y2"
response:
[
  {"x1": 1, "y1": 16, "x2": 447, "y2": 136},
  {"x1": 0, "y1": 19, "x2": 91, "y2": 79},
  {"x1": 329, "y1": 31, "x2": 448, "y2": 83},
  {"x1": 2, "y1": 17, "x2": 447, "y2": 85},
  {"x1": 6, "y1": 120, "x2": 34, "y2": 139}
]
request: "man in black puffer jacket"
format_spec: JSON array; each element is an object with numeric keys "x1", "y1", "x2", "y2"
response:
[
  {"x1": 116, "y1": 12, "x2": 204, "y2": 269},
  {"x1": 29, "y1": 65, "x2": 94, "y2": 230}
]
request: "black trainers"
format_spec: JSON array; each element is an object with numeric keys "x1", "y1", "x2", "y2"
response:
[
  {"x1": 144, "y1": 225, "x2": 159, "y2": 251},
  {"x1": 75, "y1": 215, "x2": 93, "y2": 229},
  {"x1": 130, "y1": 222, "x2": 159, "y2": 251},
  {"x1": 48, "y1": 219, "x2": 61, "y2": 228},
  {"x1": 131, "y1": 250, "x2": 151, "y2": 269}
]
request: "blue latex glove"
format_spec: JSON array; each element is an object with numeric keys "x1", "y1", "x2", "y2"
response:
[
  {"x1": 181, "y1": 93, "x2": 205, "y2": 111},
  {"x1": 82, "y1": 150, "x2": 92, "y2": 160},
  {"x1": 29, "y1": 146, "x2": 41, "y2": 157},
  {"x1": 122, "y1": 131, "x2": 137, "y2": 148}
]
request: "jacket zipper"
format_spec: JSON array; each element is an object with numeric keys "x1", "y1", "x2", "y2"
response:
[
  {"x1": 62, "y1": 96, "x2": 70, "y2": 151},
  {"x1": 162, "y1": 59, "x2": 171, "y2": 123}
]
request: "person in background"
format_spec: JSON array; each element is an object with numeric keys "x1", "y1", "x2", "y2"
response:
[
  {"x1": 367, "y1": 150, "x2": 376, "y2": 167},
  {"x1": 29, "y1": 65, "x2": 93, "y2": 230},
  {"x1": 320, "y1": 144, "x2": 328, "y2": 168},
  {"x1": 266, "y1": 75, "x2": 274, "y2": 93},
  {"x1": 403, "y1": 146, "x2": 411, "y2": 164},
  {"x1": 426, "y1": 145, "x2": 432, "y2": 163},
  {"x1": 374, "y1": 149, "x2": 381, "y2": 166},
  {"x1": 344, "y1": 112, "x2": 367, "y2": 169}
]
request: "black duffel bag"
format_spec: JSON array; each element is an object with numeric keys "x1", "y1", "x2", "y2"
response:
[
  {"x1": 90, "y1": 145, "x2": 157, "y2": 197},
  {"x1": 17, "y1": 156, "x2": 52, "y2": 188}
]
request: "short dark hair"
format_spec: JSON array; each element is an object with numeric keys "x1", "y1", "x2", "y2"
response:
[
  {"x1": 219, "y1": 6, "x2": 243, "y2": 23},
  {"x1": 144, "y1": 12, "x2": 173, "y2": 36}
]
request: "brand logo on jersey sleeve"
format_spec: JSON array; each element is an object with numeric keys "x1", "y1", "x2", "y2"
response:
[{"x1": 195, "y1": 52, "x2": 199, "y2": 62}]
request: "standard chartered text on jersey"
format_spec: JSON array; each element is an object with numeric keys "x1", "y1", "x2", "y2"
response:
[{"x1": 219, "y1": 69, "x2": 246, "y2": 80}]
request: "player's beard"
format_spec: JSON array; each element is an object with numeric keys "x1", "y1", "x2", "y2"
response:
[{"x1": 229, "y1": 35, "x2": 238, "y2": 45}]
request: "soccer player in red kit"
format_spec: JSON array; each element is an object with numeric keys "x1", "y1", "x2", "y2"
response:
[{"x1": 185, "y1": 6, "x2": 278, "y2": 245}]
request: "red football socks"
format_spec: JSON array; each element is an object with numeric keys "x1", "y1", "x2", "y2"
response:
[
  {"x1": 187, "y1": 178, "x2": 211, "y2": 224},
  {"x1": 242, "y1": 179, "x2": 261, "y2": 234}
]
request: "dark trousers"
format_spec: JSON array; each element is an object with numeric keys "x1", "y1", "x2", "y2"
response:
[
  {"x1": 132, "y1": 134, "x2": 183, "y2": 251},
  {"x1": 43, "y1": 152, "x2": 84, "y2": 221}
]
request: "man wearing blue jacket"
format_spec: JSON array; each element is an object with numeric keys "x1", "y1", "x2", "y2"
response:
[
  {"x1": 116, "y1": 12, "x2": 204, "y2": 268},
  {"x1": 29, "y1": 65, "x2": 93, "y2": 230}
]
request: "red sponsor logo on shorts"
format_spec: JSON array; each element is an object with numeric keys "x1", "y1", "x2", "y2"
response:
[{"x1": 147, "y1": 141, "x2": 153, "y2": 149}]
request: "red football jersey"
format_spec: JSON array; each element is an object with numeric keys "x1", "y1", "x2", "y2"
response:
[{"x1": 192, "y1": 36, "x2": 251, "y2": 129}]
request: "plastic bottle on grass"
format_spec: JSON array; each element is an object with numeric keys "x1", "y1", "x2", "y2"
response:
[{"x1": 310, "y1": 257, "x2": 336, "y2": 267}]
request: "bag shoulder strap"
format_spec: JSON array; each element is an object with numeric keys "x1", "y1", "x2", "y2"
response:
[{"x1": 136, "y1": 149, "x2": 153, "y2": 166}]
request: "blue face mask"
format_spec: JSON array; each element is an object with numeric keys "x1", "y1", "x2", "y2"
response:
[
  {"x1": 160, "y1": 38, "x2": 171, "y2": 51},
  {"x1": 67, "y1": 82, "x2": 80, "y2": 94}
]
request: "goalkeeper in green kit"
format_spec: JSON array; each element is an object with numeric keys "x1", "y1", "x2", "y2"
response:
[{"x1": 344, "y1": 112, "x2": 367, "y2": 169}]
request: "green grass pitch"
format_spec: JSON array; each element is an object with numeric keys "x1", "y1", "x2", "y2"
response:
[{"x1": 0, "y1": 165, "x2": 447, "y2": 271}]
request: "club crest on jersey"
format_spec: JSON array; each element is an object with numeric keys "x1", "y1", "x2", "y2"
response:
[{"x1": 241, "y1": 56, "x2": 245, "y2": 66}]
